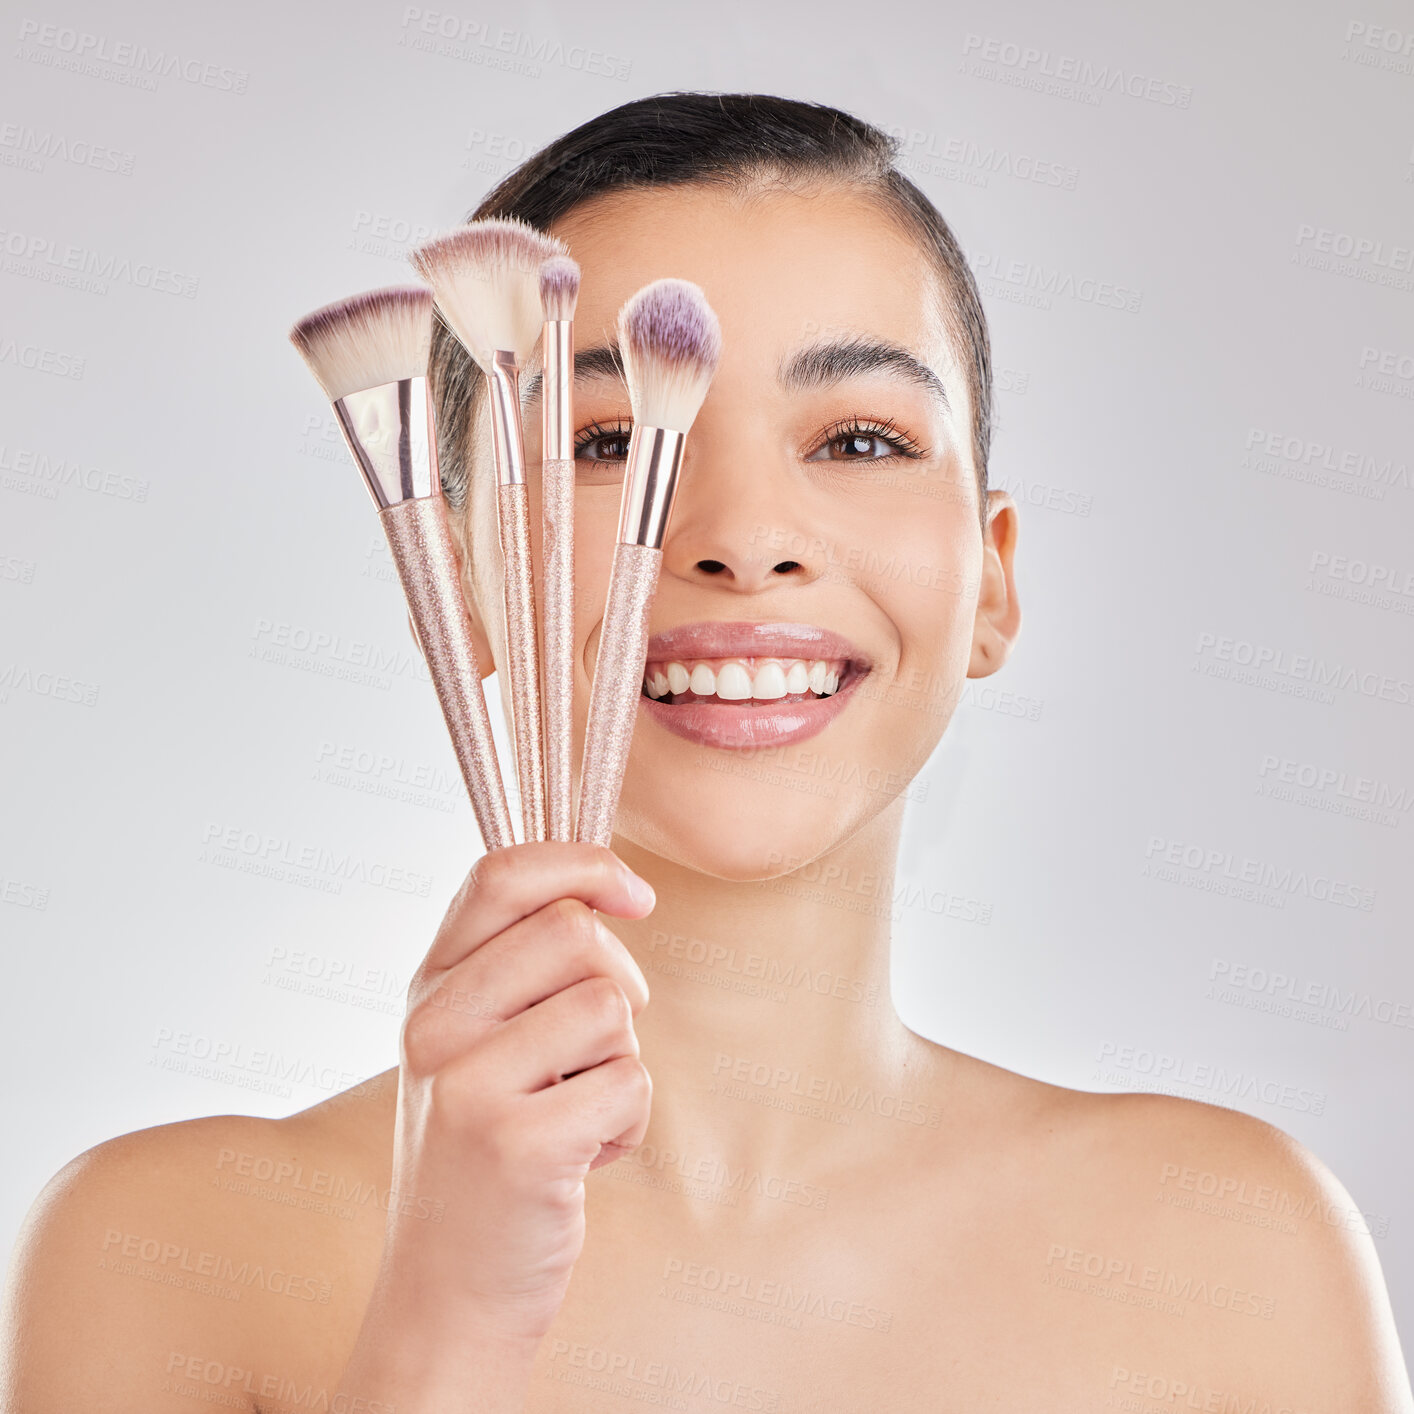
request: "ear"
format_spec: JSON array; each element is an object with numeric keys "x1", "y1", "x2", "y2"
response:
[
  {"x1": 403, "y1": 501, "x2": 497, "y2": 683},
  {"x1": 967, "y1": 488, "x2": 1021, "y2": 678}
]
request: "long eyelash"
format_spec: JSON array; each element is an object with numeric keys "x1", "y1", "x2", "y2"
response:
[
  {"x1": 817, "y1": 416, "x2": 929, "y2": 460},
  {"x1": 573, "y1": 418, "x2": 633, "y2": 458}
]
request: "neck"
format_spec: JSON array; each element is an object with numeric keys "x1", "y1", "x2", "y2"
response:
[{"x1": 607, "y1": 796, "x2": 945, "y2": 1182}]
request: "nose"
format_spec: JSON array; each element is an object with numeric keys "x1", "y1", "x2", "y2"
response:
[{"x1": 659, "y1": 454, "x2": 817, "y2": 594}]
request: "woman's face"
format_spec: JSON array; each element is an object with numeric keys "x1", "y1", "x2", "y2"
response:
[{"x1": 462, "y1": 180, "x2": 1018, "y2": 881}]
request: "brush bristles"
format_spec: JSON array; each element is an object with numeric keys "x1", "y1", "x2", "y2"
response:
[
  {"x1": 618, "y1": 279, "x2": 722, "y2": 434},
  {"x1": 538, "y1": 255, "x2": 581, "y2": 322},
  {"x1": 289, "y1": 287, "x2": 433, "y2": 402},
  {"x1": 410, "y1": 218, "x2": 567, "y2": 369}
]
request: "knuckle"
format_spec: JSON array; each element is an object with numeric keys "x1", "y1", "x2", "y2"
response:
[
  {"x1": 466, "y1": 841, "x2": 529, "y2": 898},
  {"x1": 580, "y1": 974, "x2": 629, "y2": 1030},
  {"x1": 548, "y1": 896, "x2": 597, "y2": 950},
  {"x1": 400, "y1": 1001, "x2": 444, "y2": 1075},
  {"x1": 616, "y1": 1056, "x2": 652, "y2": 1104}
]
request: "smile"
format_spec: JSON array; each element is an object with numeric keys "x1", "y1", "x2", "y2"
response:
[{"x1": 631, "y1": 621, "x2": 871, "y2": 750}]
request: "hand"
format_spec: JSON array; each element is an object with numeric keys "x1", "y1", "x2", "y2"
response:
[{"x1": 377, "y1": 841, "x2": 655, "y2": 1352}]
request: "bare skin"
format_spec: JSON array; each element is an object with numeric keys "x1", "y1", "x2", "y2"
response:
[{"x1": 3, "y1": 183, "x2": 1409, "y2": 1413}]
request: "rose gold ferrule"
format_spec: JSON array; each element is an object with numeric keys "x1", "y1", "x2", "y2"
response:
[
  {"x1": 486, "y1": 351, "x2": 525, "y2": 487},
  {"x1": 542, "y1": 321, "x2": 573, "y2": 463},
  {"x1": 618, "y1": 425, "x2": 686, "y2": 549},
  {"x1": 333, "y1": 377, "x2": 438, "y2": 508}
]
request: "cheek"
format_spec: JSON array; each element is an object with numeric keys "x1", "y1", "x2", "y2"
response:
[{"x1": 826, "y1": 487, "x2": 981, "y2": 723}]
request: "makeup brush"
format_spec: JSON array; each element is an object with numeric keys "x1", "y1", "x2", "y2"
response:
[
  {"x1": 538, "y1": 254, "x2": 581, "y2": 843},
  {"x1": 411, "y1": 219, "x2": 567, "y2": 846},
  {"x1": 289, "y1": 286, "x2": 515, "y2": 853},
  {"x1": 576, "y1": 279, "x2": 722, "y2": 848}
]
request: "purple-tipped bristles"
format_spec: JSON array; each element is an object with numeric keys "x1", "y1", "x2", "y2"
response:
[
  {"x1": 289, "y1": 286, "x2": 430, "y2": 362},
  {"x1": 617, "y1": 278, "x2": 722, "y2": 433},
  {"x1": 620, "y1": 278, "x2": 722, "y2": 373},
  {"x1": 538, "y1": 255, "x2": 581, "y2": 321},
  {"x1": 288, "y1": 285, "x2": 433, "y2": 403}
]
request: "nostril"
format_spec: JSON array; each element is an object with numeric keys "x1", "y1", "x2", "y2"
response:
[
  {"x1": 697, "y1": 559, "x2": 727, "y2": 574},
  {"x1": 772, "y1": 561, "x2": 801, "y2": 573}
]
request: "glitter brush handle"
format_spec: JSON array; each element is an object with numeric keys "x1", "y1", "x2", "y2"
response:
[
  {"x1": 576, "y1": 541, "x2": 660, "y2": 849},
  {"x1": 380, "y1": 497, "x2": 515, "y2": 852},
  {"x1": 498, "y1": 481, "x2": 547, "y2": 843},
  {"x1": 541, "y1": 457, "x2": 576, "y2": 842}
]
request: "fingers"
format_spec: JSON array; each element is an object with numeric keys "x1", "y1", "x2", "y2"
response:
[
  {"x1": 472, "y1": 973, "x2": 639, "y2": 1096},
  {"x1": 404, "y1": 898, "x2": 648, "y2": 1078},
  {"x1": 422, "y1": 842, "x2": 654, "y2": 977},
  {"x1": 423, "y1": 977, "x2": 645, "y2": 1171},
  {"x1": 537, "y1": 1056, "x2": 654, "y2": 1172}
]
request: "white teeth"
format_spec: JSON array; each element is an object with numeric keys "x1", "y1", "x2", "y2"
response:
[
  {"x1": 644, "y1": 656, "x2": 849, "y2": 700},
  {"x1": 752, "y1": 662, "x2": 787, "y2": 700},
  {"x1": 716, "y1": 662, "x2": 753, "y2": 700}
]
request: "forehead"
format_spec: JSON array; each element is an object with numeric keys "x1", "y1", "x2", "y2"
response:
[{"x1": 548, "y1": 181, "x2": 967, "y2": 418}]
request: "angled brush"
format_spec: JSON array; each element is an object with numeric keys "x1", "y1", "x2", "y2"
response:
[{"x1": 289, "y1": 285, "x2": 514, "y2": 852}]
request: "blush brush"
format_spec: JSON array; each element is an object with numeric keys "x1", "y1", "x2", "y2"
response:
[
  {"x1": 411, "y1": 219, "x2": 567, "y2": 844},
  {"x1": 289, "y1": 286, "x2": 515, "y2": 852},
  {"x1": 537, "y1": 254, "x2": 581, "y2": 843},
  {"x1": 576, "y1": 278, "x2": 722, "y2": 848}
]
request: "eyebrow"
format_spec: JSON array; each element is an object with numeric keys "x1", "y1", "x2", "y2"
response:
[
  {"x1": 520, "y1": 344, "x2": 624, "y2": 405},
  {"x1": 779, "y1": 337, "x2": 948, "y2": 409},
  {"x1": 518, "y1": 336, "x2": 949, "y2": 409}
]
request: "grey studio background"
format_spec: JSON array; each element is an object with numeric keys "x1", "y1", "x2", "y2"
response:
[{"x1": 3, "y1": 0, "x2": 1413, "y2": 1353}]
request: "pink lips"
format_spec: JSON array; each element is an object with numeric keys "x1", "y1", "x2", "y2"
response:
[{"x1": 634, "y1": 620, "x2": 872, "y2": 751}]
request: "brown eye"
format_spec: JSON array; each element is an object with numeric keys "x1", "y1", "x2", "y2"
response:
[
  {"x1": 578, "y1": 435, "x2": 631, "y2": 461},
  {"x1": 835, "y1": 433, "x2": 884, "y2": 459},
  {"x1": 806, "y1": 431, "x2": 899, "y2": 462},
  {"x1": 574, "y1": 423, "x2": 634, "y2": 462}
]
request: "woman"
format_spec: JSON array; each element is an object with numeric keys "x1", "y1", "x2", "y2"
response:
[{"x1": 3, "y1": 93, "x2": 1409, "y2": 1413}]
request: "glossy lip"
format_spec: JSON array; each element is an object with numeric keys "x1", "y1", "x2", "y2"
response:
[
  {"x1": 644, "y1": 619, "x2": 873, "y2": 668},
  {"x1": 634, "y1": 620, "x2": 872, "y2": 751}
]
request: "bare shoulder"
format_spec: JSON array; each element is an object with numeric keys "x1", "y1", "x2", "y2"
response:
[
  {"x1": 1030, "y1": 1078, "x2": 1412, "y2": 1407},
  {"x1": 0, "y1": 1071, "x2": 396, "y2": 1413}
]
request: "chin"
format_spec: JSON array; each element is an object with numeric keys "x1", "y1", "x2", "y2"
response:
[{"x1": 615, "y1": 767, "x2": 890, "y2": 883}]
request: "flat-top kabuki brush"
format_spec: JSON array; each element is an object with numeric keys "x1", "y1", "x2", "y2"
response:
[
  {"x1": 289, "y1": 286, "x2": 515, "y2": 853},
  {"x1": 411, "y1": 219, "x2": 567, "y2": 845},
  {"x1": 576, "y1": 278, "x2": 722, "y2": 848},
  {"x1": 538, "y1": 254, "x2": 581, "y2": 843}
]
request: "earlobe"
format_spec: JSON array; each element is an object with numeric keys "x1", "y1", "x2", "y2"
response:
[{"x1": 966, "y1": 489, "x2": 1022, "y2": 679}]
